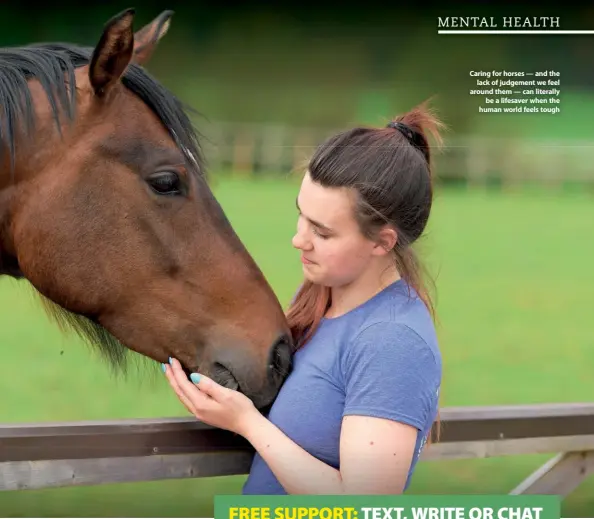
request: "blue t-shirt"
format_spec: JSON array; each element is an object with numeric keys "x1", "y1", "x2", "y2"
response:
[{"x1": 242, "y1": 279, "x2": 442, "y2": 494}]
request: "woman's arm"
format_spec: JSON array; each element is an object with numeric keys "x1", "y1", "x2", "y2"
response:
[
  {"x1": 243, "y1": 322, "x2": 439, "y2": 495},
  {"x1": 163, "y1": 358, "x2": 418, "y2": 495},
  {"x1": 243, "y1": 412, "x2": 418, "y2": 495},
  {"x1": 163, "y1": 318, "x2": 439, "y2": 495}
]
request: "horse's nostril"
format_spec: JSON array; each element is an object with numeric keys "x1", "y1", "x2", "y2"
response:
[{"x1": 268, "y1": 334, "x2": 293, "y2": 383}]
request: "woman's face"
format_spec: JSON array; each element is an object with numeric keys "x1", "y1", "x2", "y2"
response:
[{"x1": 291, "y1": 172, "x2": 381, "y2": 287}]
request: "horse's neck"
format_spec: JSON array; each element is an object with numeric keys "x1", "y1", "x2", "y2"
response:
[{"x1": 0, "y1": 170, "x2": 24, "y2": 279}]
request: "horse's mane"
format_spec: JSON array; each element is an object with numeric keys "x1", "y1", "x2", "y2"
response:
[
  {"x1": 0, "y1": 42, "x2": 204, "y2": 175},
  {"x1": 0, "y1": 42, "x2": 206, "y2": 376}
]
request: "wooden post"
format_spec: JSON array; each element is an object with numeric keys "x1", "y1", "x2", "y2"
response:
[
  {"x1": 510, "y1": 450, "x2": 594, "y2": 496},
  {"x1": 232, "y1": 125, "x2": 256, "y2": 177}
]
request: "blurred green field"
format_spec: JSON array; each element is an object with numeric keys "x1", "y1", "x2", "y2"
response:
[{"x1": 0, "y1": 176, "x2": 592, "y2": 517}]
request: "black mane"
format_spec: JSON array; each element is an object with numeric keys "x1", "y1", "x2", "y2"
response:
[
  {"x1": 0, "y1": 42, "x2": 204, "y2": 175},
  {"x1": 0, "y1": 41, "x2": 206, "y2": 376}
]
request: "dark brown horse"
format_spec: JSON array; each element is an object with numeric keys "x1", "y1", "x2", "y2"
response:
[{"x1": 0, "y1": 8, "x2": 292, "y2": 409}]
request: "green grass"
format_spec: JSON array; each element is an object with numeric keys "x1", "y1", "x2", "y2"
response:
[{"x1": 0, "y1": 177, "x2": 593, "y2": 517}]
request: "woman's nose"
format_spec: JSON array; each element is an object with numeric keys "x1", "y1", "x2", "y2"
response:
[
  {"x1": 292, "y1": 232, "x2": 304, "y2": 249},
  {"x1": 292, "y1": 230, "x2": 311, "y2": 250}
]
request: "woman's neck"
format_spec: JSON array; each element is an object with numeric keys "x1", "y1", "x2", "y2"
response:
[{"x1": 325, "y1": 259, "x2": 401, "y2": 319}]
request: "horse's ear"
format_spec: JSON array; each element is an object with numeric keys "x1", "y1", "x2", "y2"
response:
[
  {"x1": 132, "y1": 10, "x2": 174, "y2": 66},
  {"x1": 89, "y1": 8, "x2": 136, "y2": 98}
]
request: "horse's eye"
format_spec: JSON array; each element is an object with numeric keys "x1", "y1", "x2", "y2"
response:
[{"x1": 147, "y1": 171, "x2": 181, "y2": 196}]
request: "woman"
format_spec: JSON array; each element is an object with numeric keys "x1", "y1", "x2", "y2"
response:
[{"x1": 163, "y1": 100, "x2": 444, "y2": 495}]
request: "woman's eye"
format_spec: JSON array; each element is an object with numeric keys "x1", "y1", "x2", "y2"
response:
[
  {"x1": 312, "y1": 227, "x2": 328, "y2": 239},
  {"x1": 147, "y1": 171, "x2": 182, "y2": 196}
]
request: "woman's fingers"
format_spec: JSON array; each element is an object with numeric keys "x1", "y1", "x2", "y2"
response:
[
  {"x1": 164, "y1": 358, "x2": 216, "y2": 417},
  {"x1": 163, "y1": 363, "x2": 198, "y2": 415}
]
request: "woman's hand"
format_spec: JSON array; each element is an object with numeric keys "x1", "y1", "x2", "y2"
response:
[{"x1": 162, "y1": 357, "x2": 260, "y2": 436}]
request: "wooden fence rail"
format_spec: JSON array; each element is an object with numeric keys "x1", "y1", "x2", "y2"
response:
[{"x1": 1, "y1": 403, "x2": 593, "y2": 496}]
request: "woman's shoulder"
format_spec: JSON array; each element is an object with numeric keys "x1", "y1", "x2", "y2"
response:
[
  {"x1": 339, "y1": 283, "x2": 441, "y2": 371},
  {"x1": 350, "y1": 318, "x2": 439, "y2": 361}
]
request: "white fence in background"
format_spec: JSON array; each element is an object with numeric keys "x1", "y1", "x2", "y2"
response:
[{"x1": 195, "y1": 121, "x2": 594, "y2": 189}]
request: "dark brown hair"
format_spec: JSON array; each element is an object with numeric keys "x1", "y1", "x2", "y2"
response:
[{"x1": 286, "y1": 100, "x2": 445, "y2": 349}]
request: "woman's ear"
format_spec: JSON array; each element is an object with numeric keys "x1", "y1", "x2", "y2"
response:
[{"x1": 372, "y1": 226, "x2": 398, "y2": 255}]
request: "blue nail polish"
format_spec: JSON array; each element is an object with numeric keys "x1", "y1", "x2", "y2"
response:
[
  {"x1": 169, "y1": 357, "x2": 173, "y2": 365},
  {"x1": 161, "y1": 363, "x2": 166, "y2": 373},
  {"x1": 190, "y1": 373, "x2": 201, "y2": 384}
]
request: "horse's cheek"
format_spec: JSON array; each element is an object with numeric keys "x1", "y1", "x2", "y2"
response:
[{"x1": 10, "y1": 195, "x2": 95, "y2": 303}]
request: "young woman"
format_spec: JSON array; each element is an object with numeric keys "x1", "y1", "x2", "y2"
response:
[{"x1": 163, "y1": 101, "x2": 444, "y2": 495}]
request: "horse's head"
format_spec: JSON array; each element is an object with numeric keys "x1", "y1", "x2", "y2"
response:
[{"x1": 0, "y1": 9, "x2": 292, "y2": 409}]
